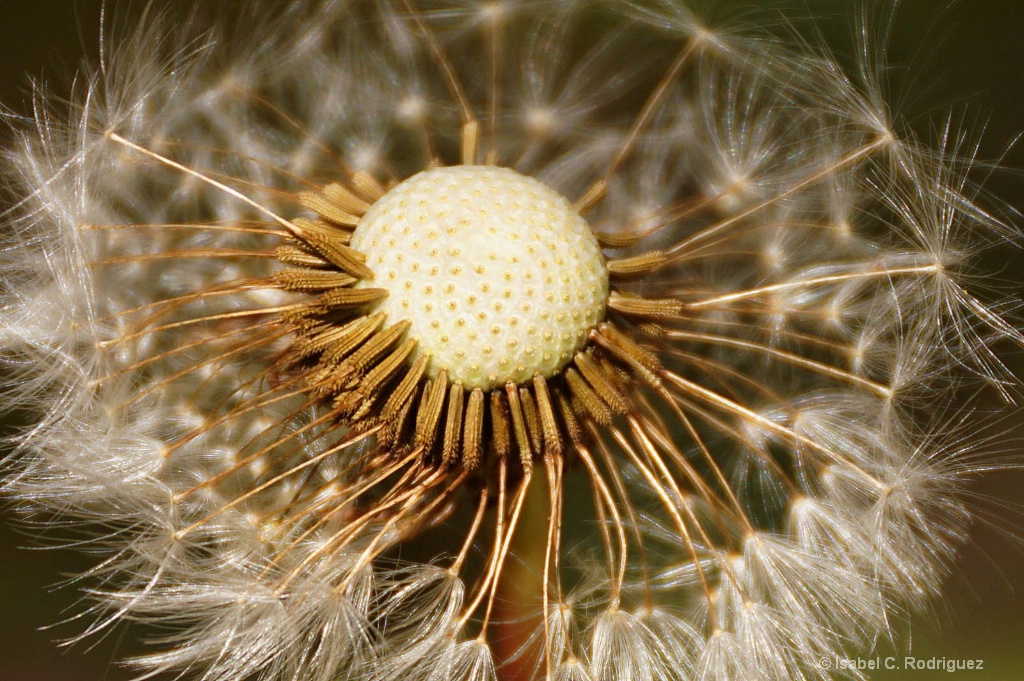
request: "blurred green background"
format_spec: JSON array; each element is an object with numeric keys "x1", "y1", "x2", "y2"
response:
[{"x1": 1, "y1": 1, "x2": 1023, "y2": 680}]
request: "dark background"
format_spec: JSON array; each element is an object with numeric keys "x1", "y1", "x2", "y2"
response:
[{"x1": 1, "y1": 2, "x2": 1023, "y2": 680}]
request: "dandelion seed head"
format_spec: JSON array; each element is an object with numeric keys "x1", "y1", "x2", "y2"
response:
[{"x1": 1, "y1": 1, "x2": 1020, "y2": 680}]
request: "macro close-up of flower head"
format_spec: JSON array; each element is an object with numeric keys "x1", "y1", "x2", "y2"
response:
[{"x1": 2, "y1": 1, "x2": 1024, "y2": 680}]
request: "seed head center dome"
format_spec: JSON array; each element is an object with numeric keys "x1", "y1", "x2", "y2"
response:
[{"x1": 350, "y1": 166, "x2": 609, "y2": 391}]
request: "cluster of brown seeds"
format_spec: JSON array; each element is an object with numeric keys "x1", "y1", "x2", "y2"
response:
[{"x1": 273, "y1": 171, "x2": 682, "y2": 476}]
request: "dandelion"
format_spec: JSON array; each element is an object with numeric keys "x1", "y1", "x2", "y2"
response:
[{"x1": 1, "y1": 2, "x2": 1019, "y2": 680}]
